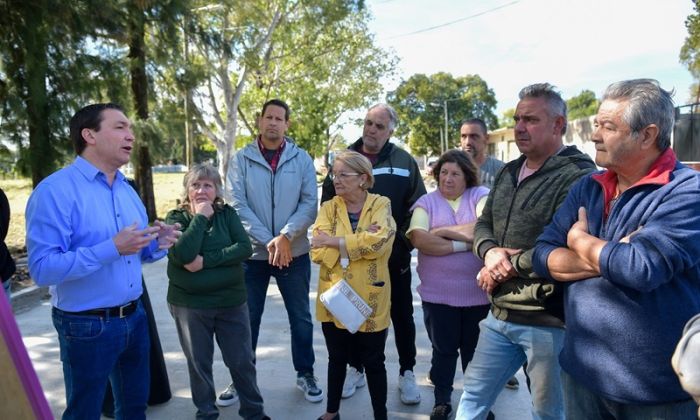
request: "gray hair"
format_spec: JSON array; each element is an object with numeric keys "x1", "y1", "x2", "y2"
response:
[
  {"x1": 519, "y1": 83, "x2": 568, "y2": 135},
  {"x1": 602, "y1": 79, "x2": 675, "y2": 150},
  {"x1": 180, "y1": 163, "x2": 225, "y2": 209},
  {"x1": 368, "y1": 103, "x2": 399, "y2": 131},
  {"x1": 333, "y1": 150, "x2": 375, "y2": 190}
]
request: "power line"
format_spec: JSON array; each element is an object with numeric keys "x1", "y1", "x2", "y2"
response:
[{"x1": 385, "y1": 0, "x2": 521, "y2": 40}]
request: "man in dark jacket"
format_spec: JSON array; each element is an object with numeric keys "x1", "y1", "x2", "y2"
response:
[
  {"x1": 455, "y1": 84, "x2": 595, "y2": 420},
  {"x1": 321, "y1": 103, "x2": 427, "y2": 405}
]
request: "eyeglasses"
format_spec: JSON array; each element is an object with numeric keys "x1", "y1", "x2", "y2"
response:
[{"x1": 329, "y1": 172, "x2": 361, "y2": 181}]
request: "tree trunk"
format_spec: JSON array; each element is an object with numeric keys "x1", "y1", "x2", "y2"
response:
[
  {"x1": 135, "y1": 145, "x2": 157, "y2": 222},
  {"x1": 21, "y1": 1, "x2": 54, "y2": 187},
  {"x1": 128, "y1": 6, "x2": 149, "y2": 121},
  {"x1": 128, "y1": 2, "x2": 156, "y2": 219}
]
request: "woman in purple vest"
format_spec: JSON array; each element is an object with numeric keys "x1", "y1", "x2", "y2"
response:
[{"x1": 407, "y1": 149, "x2": 491, "y2": 420}]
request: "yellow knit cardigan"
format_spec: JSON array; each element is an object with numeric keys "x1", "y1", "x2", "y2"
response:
[{"x1": 311, "y1": 193, "x2": 396, "y2": 332}]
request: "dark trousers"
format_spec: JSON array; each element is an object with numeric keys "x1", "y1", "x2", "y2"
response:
[
  {"x1": 322, "y1": 322, "x2": 388, "y2": 420},
  {"x1": 350, "y1": 252, "x2": 416, "y2": 375},
  {"x1": 423, "y1": 301, "x2": 490, "y2": 405},
  {"x1": 169, "y1": 302, "x2": 266, "y2": 420}
]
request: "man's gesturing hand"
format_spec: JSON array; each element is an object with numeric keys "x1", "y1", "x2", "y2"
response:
[
  {"x1": 154, "y1": 220, "x2": 182, "y2": 250},
  {"x1": 114, "y1": 223, "x2": 160, "y2": 255}
]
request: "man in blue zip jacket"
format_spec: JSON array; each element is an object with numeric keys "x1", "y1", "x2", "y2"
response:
[
  {"x1": 223, "y1": 99, "x2": 323, "y2": 405},
  {"x1": 534, "y1": 79, "x2": 700, "y2": 419}
]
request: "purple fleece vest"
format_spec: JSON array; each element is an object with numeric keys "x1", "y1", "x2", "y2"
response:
[{"x1": 412, "y1": 187, "x2": 490, "y2": 307}]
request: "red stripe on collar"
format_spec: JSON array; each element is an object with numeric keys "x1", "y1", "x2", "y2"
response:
[{"x1": 592, "y1": 148, "x2": 677, "y2": 217}]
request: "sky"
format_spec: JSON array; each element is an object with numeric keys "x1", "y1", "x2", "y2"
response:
[{"x1": 339, "y1": 0, "x2": 696, "y2": 135}]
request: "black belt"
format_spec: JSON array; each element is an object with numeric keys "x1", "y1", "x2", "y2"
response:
[{"x1": 56, "y1": 299, "x2": 139, "y2": 318}]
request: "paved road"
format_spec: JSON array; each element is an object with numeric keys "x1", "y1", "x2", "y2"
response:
[{"x1": 16, "y1": 254, "x2": 531, "y2": 419}]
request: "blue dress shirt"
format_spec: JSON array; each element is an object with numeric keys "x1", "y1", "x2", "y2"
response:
[{"x1": 26, "y1": 157, "x2": 166, "y2": 311}]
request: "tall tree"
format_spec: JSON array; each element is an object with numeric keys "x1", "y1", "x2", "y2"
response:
[
  {"x1": 681, "y1": 0, "x2": 700, "y2": 102},
  {"x1": 186, "y1": 0, "x2": 284, "y2": 182},
  {"x1": 567, "y1": 89, "x2": 599, "y2": 120},
  {"x1": 1, "y1": 0, "x2": 69, "y2": 185},
  {"x1": 127, "y1": 0, "x2": 156, "y2": 221},
  {"x1": 259, "y1": 7, "x2": 396, "y2": 163},
  {"x1": 387, "y1": 73, "x2": 498, "y2": 156},
  {"x1": 123, "y1": 0, "x2": 186, "y2": 221},
  {"x1": 0, "y1": 0, "x2": 158, "y2": 186},
  {"x1": 187, "y1": 0, "x2": 369, "y2": 182}
]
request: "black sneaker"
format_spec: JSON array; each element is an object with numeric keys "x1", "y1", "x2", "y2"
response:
[
  {"x1": 430, "y1": 404, "x2": 452, "y2": 420},
  {"x1": 296, "y1": 372, "x2": 324, "y2": 402},
  {"x1": 505, "y1": 376, "x2": 519, "y2": 390}
]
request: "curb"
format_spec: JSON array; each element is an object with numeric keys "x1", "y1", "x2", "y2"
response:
[{"x1": 11, "y1": 284, "x2": 50, "y2": 315}]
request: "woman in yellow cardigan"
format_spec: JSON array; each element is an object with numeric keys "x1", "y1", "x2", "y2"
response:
[{"x1": 311, "y1": 150, "x2": 396, "y2": 420}]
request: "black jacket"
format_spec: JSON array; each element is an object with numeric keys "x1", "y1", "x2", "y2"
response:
[{"x1": 1, "y1": 187, "x2": 16, "y2": 283}]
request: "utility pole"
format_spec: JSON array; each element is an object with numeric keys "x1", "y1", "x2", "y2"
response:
[{"x1": 443, "y1": 100, "x2": 449, "y2": 152}]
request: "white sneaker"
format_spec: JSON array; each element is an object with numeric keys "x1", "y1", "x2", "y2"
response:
[
  {"x1": 342, "y1": 367, "x2": 366, "y2": 398},
  {"x1": 398, "y1": 370, "x2": 421, "y2": 405},
  {"x1": 216, "y1": 383, "x2": 239, "y2": 407}
]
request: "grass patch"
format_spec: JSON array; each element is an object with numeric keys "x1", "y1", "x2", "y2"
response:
[{"x1": 1, "y1": 173, "x2": 187, "y2": 252}]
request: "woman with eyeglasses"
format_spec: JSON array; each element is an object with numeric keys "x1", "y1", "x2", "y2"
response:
[
  {"x1": 406, "y1": 149, "x2": 491, "y2": 420},
  {"x1": 311, "y1": 150, "x2": 396, "y2": 420},
  {"x1": 165, "y1": 163, "x2": 270, "y2": 420}
]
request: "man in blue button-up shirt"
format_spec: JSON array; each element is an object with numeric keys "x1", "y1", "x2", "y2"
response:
[{"x1": 26, "y1": 103, "x2": 181, "y2": 420}]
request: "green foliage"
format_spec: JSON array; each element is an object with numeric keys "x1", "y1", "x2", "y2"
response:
[
  {"x1": 567, "y1": 89, "x2": 599, "y2": 120},
  {"x1": 0, "y1": 0, "x2": 187, "y2": 185},
  {"x1": 499, "y1": 108, "x2": 515, "y2": 128},
  {"x1": 387, "y1": 73, "x2": 498, "y2": 156},
  {"x1": 0, "y1": 0, "x2": 77, "y2": 184},
  {"x1": 182, "y1": 0, "x2": 392, "y2": 174},
  {"x1": 1, "y1": 0, "x2": 391, "y2": 182},
  {"x1": 273, "y1": 8, "x2": 396, "y2": 158},
  {"x1": 681, "y1": 0, "x2": 700, "y2": 100}
]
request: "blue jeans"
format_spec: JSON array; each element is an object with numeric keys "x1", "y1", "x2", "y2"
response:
[
  {"x1": 52, "y1": 301, "x2": 150, "y2": 420},
  {"x1": 244, "y1": 254, "x2": 315, "y2": 375},
  {"x1": 456, "y1": 312, "x2": 565, "y2": 420},
  {"x1": 562, "y1": 371, "x2": 697, "y2": 420}
]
